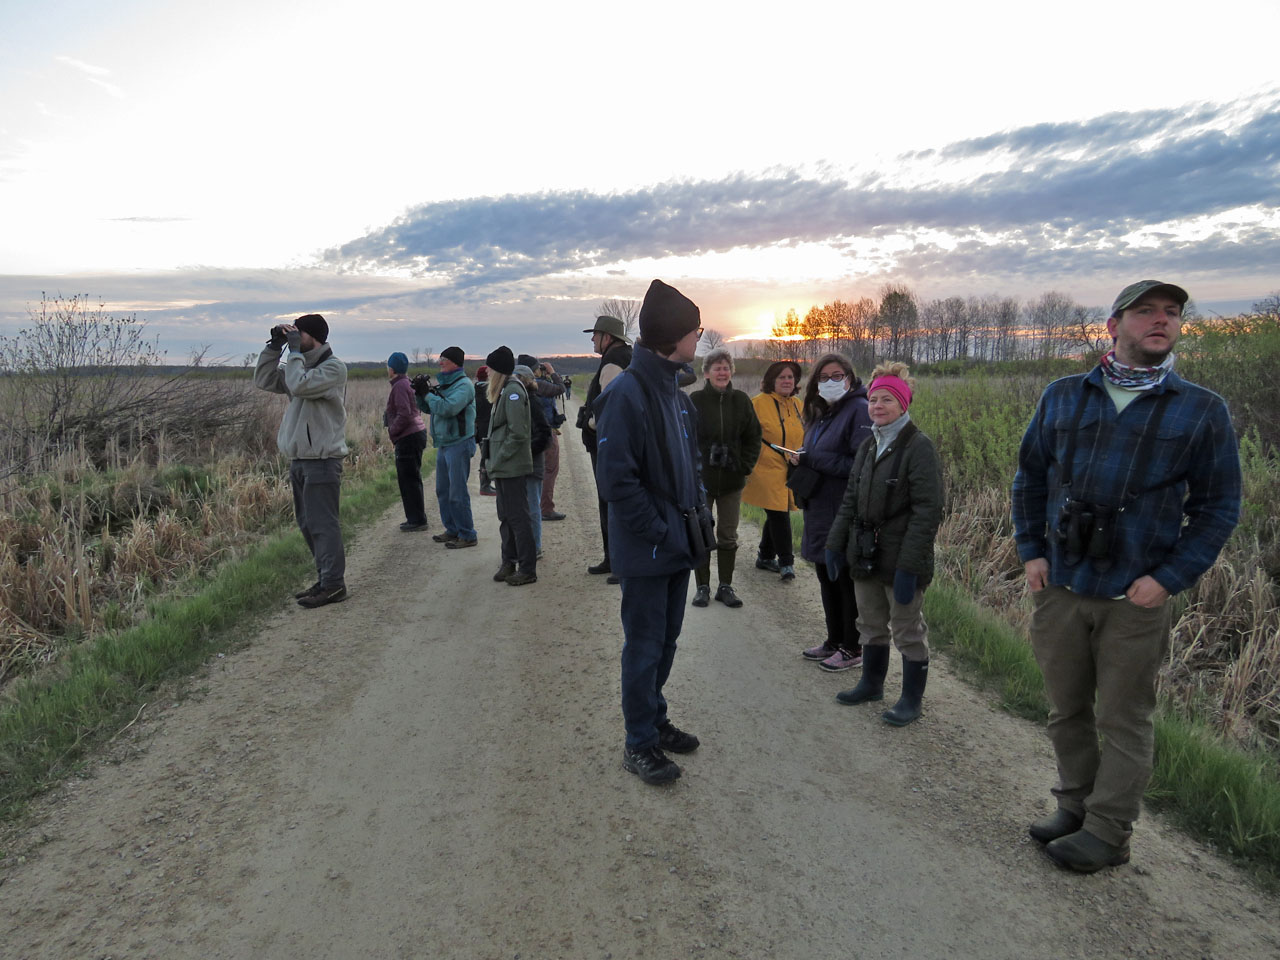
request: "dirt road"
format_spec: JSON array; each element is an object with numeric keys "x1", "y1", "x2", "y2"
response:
[{"x1": 2, "y1": 416, "x2": 1276, "y2": 959}]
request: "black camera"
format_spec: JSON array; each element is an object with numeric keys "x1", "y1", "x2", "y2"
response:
[
  {"x1": 269, "y1": 324, "x2": 288, "y2": 347},
  {"x1": 1055, "y1": 499, "x2": 1116, "y2": 571},
  {"x1": 853, "y1": 521, "x2": 879, "y2": 575},
  {"x1": 411, "y1": 373, "x2": 433, "y2": 397},
  {"x1": 575, "y1": 404, "x2": 592, "y2": 430},
  {"x1": 707, "y1": 443, "x2": 733, "y2": 470}
]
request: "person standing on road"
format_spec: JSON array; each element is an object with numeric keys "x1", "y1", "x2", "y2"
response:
[
  {"x1": 742, "y1": 360, "x2": 804, "y2": 581},
  {"x1": 579, "y1": 315, "x2": 633, "y2": 583},
  {"x1": 796, "y1": 353, "x2": 872, "y2": 672},
  {"x1": 594, "y1": 279, "x2": 707, "y2": 785},
  {"x1": 484, "y1": 346, "x2": 537, "y2": 586},
  {"x1": 827, "y1": 361, "x2": 942, "y2": 725},
  {"x1": 688, "y1": 348, "x2": 761, "y2": 609},
  {"x1": 514, "y1": 363, "x2": 553, "y2": 558},
  {"x1": 254, "y1": 313, "x2": 349, "y2": 609},
  {"x1": 1012, "y1": 280, "x2": 1241, "y2": 873},
  {"x1": 521, "y1": 355, "x2": 567, "y2": 522},
  {"x1": 385, "y1": 351, "x2": 429, "y2": 532},
  {"x1": 474, "y1": 366, "x2": 495, "y2": 496},
  {"x1": 417, "y1": 346, "x2": 478, "y2": 549}
]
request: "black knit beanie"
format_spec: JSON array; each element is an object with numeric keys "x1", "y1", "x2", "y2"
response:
[
  {"x1": 638, "y1": 280, "x2": 699, "y2": 345},
  {"x1": 517, "y1": 353, "x2": 539, "y2": 369},
  {"x1": 295, "y1": 313, "x2": 328, "y2": 344},
  {"x1": 485, "y1": 345, "x2": 515, "y2": 376},
  {"x1": 440, "y1": 346, "x2": 465, "y2": 368}
]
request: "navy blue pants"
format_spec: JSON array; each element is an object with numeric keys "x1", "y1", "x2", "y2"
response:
[{"x1": 620, "y1": 570, "x2": 691, "y2": 750}]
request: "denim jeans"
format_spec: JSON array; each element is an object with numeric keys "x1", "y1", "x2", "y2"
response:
[
  {"x1": 525, "y1": 475, "x2": 543, "y2": 552},
  {"x1": 435, "y1": 439, "x2": 477, "y2": 540},
  {"x1": 619, "y1": 570, "x2": 691, "y2": 750}
]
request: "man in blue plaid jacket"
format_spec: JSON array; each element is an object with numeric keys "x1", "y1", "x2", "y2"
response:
[{"x1": 1012, "y1": 280, "x2": 1241, "y2": 873}]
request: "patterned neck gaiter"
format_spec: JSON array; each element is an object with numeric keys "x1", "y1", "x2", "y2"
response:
[{"x1": 1099, "y1": 349, "x2": 1175, "y2": 391}]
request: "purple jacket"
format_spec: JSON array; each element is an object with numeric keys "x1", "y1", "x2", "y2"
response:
[
  {"x1": 386, "y1": 375, "x2": 427, "y2": 443},
  {"x1": 798, "y1": 385, "x2": 871, "y2": 563}
]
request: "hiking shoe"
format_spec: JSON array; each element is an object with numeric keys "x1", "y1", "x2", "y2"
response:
[
  {"x1": 588, "y1": 559, "x2": 612, "y2": 575},
  {"x1": 294, "y1": 582, "x2": 322, "y2": 600},
  {"x1": 714, "y1": 584, "x2": 743, "y2": 608},
  {"x1": 819, "y1": 648, "x2": 862, "y2": 672},
  {"x1": 432, "y1": 531, "x2": 458, "y2": 543},
  {"x1": 1029, "y1": 808, "x2": 1085, "y2": 845},
  {"x1": 691, "y1": 584, "x2": 711, "y2": 607},
  {"x1": 779, "y1": 565, "x2": 796, "y2": 581},
  {"x1": 802, "y1": 642, "x2": 837, "y2": 661},
  {"x1": 657, "y1": 722, "x2": 700, "y2": 754},
  {"x1": 480, "y1": 487, "x2": 497, "y2": 497},
  {"x1": 445, "y1": 538, "x2": 478, "y2": 549},
  {"x1": 622, "y1": 745, "x2": 681, "y2": 785},
  {"x1": 401, "y1": 521, "x2": 429, "y2": 532},
  {"x1": 1045, "y1": 829, "x2": 1131, "y2": 873},
  {"x1": 493, "y1": 562, "x2": 516, "y2": 582},
  {"x1": 542, "y1": 511, "x2": 566, "y2": 521},
  {"x1": 297, "y1": 585, "x2": 347, "y2": 609},
  {"x1": 506, "y1": 571, "x2": 538, "y2": 586},
  {"x1": 755, "y1": 554, "x2": 780, "y2": 573}
]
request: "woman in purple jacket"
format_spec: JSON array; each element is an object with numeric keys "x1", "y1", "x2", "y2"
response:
[
  {"x1": 385, "y1": 351, "x2": 429, "y2": 531},
  {"x1": 796, "y1": 353, "x2": 872, "y2": 672}
]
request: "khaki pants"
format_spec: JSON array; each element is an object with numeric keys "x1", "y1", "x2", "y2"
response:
[
  {"x1": 695, "y1": 490, "x2": 742, "y2": 586},
  {"x1": 853, "y1": 579, "x2": 929, "y2": 662},
  {"x1": 1030, "y1": 586, "x2": 1172, "y2": 846}
]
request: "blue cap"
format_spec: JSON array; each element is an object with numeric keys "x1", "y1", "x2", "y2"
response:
[{"x1": 388, "y1": 352, "x2": 409, "y2": 374}]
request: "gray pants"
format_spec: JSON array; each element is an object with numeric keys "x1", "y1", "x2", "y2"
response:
[
  {"x1": 1030, "y1": 585, "x2": 1171, "y2": 846},
  {"x1": 853, "y1": 579, "x2": 929, "y2": 661},
  {"x1": 290, "y1": 458, "x2": 345, "y2": 589}
]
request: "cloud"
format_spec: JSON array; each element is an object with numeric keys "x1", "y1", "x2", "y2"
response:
[
  {"x1": 324, "y1": 91, "x2": 1280, "y2": 294},
  {"x1": 55, "y1": 54, "x2": 124, "y2": 98}
]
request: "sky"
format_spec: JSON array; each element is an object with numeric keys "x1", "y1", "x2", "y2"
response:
[{"x1": 1, "y1": 0, "x2": 1278, "y2": 362}]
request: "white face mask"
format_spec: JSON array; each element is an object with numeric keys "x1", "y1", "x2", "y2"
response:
[{"x1": 817, "y1": 379, "x2": 848, "y2": 402}]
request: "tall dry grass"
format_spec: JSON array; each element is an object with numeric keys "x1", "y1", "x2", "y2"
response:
[{"x1": 0, "y1": 377, "x2": 394, "y2": 684}]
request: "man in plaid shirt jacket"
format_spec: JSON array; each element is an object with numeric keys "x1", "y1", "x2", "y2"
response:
[{"x1": 1012, "y1": 280, "x2": 1241, "y2": 873}]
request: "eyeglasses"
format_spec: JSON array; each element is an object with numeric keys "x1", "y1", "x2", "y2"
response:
[
  {"x1": 696, "y1": 327, "x2": 704, "y2": 340},
  {"x1": 817, "y1": 372, "x2": 847, "y2": 383}
]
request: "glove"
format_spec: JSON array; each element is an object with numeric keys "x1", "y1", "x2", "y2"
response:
[
  {"x1": 411, "y1": 374, "x2": 432, "y2": 397},
  {"x1": 893, "y1": 569, "x2": 918, "y2": 605},
  {"x1": 268, "y1": 325, "x2": 287, "y2": 348},
  {"x1": 824, "y1": 548, "x2": 847, "y2": 581},
  {"x1": 284, "y1": 328, "x2": 302, "y2": 352}
]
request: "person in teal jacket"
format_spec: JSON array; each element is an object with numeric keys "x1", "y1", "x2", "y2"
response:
[{"x1": 416, "y1": 346, "x2": 478, "y2": 547}]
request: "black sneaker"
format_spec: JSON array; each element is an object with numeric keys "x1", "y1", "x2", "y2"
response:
[
  {"x1": 587, "y1": 559, "x2": 612, "y2": 575},
  {"x1": 297, "y1": 585, "x2": 347, "y2": 608},
  {"x1": 493, "y1": 563, "x2": 516, "y2": 582},
  {"x1": 691, "y1": 585, "x2": 711, "y2": 607},
  {"x1": 431, "y1": 531, "x2": 458, "y2": 543},
  {"x1": 293, "y1": 582, "x2": 322, "y2": 600},
  {"x1": 657, "y1": 722, "x2": 700, "y2": 754},
  {"x1": 755, "y1": 554, "x2": 780, "y2": 573},
  {"x1": 400, "y1": 521, "x2": 429, "y2": 532},
  {"x1": 714, "y1": 584, "x2": 743, "y2": 608},
  {"x1": 622, "y1": 745, "x2": 681, "y2": 784}
]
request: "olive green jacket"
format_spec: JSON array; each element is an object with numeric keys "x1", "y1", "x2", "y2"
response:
[{"x1": 485, "y1": 377, "x2": 533, "y2": 478}]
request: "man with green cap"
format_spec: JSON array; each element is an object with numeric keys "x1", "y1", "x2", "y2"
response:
[
  {"x1": 1012, "y1": 280, "x2": 1241, "y2": 872},
  {"x1": 579, "y1": 314, "x2": 632, "y2": 581}
]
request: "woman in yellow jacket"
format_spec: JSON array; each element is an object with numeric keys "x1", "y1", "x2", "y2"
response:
[{"x1": 742, "y1": 360, "x2": 805, "y2": 580}]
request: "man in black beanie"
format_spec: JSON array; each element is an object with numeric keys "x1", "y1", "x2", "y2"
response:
[
  {"x1": 593, "y1": 280, "x2": 708, "y2": 784},
  {"x1": 254, "y1": 313, "x2": 349, "y2": 608}
]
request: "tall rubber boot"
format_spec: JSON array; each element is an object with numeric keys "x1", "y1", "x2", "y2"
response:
[
  {"x1": 835, "y1": 644, "x2": 890, "y2": 704},
  {"x1": 717, "y1": 547, "x2": 736, "y2": 586},
  {"x1": 882, "y1": 657, "x2": 928, "y2": 726}
]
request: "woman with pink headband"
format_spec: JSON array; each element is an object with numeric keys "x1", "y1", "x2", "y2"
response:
[{"x1": 823, "y1": 361, "x2": 943, "y2": 726}]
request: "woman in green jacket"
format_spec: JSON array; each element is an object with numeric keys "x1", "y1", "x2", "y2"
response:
[
  {"x1": 825, "y1": 361, "x2": 943, "y2": 726},
  {"x1": 688, "y1": 349, "x2": 763, "y2": 608},
  {"x1": 484, "y1": 346, "x2": 537, "y2": 586}
]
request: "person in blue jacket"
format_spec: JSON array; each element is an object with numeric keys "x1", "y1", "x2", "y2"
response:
[
  {"x1": 416, "y1": 346, "x2": 478, "y2": 548},
  {"x1": 594, "y1": 279, "x2": 707, "y2": 786}
]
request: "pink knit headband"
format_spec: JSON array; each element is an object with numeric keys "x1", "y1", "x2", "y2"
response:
[{"x1": 868, "y1": 375, "x2": 912, "y2": 411}]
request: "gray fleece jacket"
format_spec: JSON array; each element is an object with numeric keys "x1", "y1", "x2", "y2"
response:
[{"x1": 254, "y1": 342, "x2": 349, "y2": 460}]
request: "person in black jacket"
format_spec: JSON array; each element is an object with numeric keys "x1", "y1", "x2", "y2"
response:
[
  {"x1": 688, "y1": 349, "x2": 762, "y2": 608},
  {"x1": 580, "y1": 315, "x2": 633, "y2": 581},
  {"x1": 515, "y1": 364, "x2": 552, "y2": 556},
  {"x1": 474, "y1": 365, "x2": 495, "y2": 496}
]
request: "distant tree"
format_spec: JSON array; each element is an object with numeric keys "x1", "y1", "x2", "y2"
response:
[
  {"x1": 597, "y1": 298, "x2": 641, "y2": 340},
  {"x1": 1063, "y1": 304, "x2": 1109, "y2": 356},
  {"x1": 412, "y1": 346, "x2": 434, "y2": 367},
  {"x1": 242, "y1": 351, "x2": 256, "y2": 368},
  {"x1": 1252, "y1": 291, "x2": 1280, "y2": 318},
  {"x1": 879, "y1": 284, "x2": 918, "y2": 362},
  {"x1": 700, "y1": 328, "x2": 726, "y2": 351},
  {"x1": 1026, "y1": 291, "x2": 1077, "y2": 359}
]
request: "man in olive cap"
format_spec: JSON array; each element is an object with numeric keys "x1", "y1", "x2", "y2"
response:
[
  {"x1": 594, "y1": 280, "x2": 708, "y2": 785},
  {"x1": 254, "y1": 313, "x2": 349, "y2": 608},
  {"x1": 1013, "y1": 280, "x2": 1241, "y2": 871},
  {"x1": 580, "y1": 315, "x2": 632, "y2": 581}
]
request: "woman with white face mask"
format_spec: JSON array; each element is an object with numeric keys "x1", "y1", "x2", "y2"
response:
[{"x1": 795, "y1": 354, "x2": 872, "y2": 672}]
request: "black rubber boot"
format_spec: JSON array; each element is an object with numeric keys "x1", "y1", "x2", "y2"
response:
[
  {"x1": 835, "y1": 644, "x2": 890, "y2": 704},
  {"x1": 882, "y1": 657, "x2": 928, "y2": 726}
]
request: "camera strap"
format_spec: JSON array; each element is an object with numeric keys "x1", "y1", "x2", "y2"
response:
[
  {"x1": 854, "y1": 422, "x2": 918, "y2": 529},
  {"x1": 1060, "y1": 383, "x2": 1174, "y2": 506},
  {"x1": 770, "y1": 396, "x2": 798, "y2": 464}
]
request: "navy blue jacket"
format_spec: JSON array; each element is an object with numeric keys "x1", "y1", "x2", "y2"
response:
[
  {"x1": 594, "y1": 346, "x2": 703, "y2": 578},
  {"x1": 798, "y1": 385, "x2": 872, "y2": 563}
]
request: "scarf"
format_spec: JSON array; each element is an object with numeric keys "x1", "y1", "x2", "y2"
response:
[{"x1": 1099, "y1": 350, "x2": 1175, "y2": 391}]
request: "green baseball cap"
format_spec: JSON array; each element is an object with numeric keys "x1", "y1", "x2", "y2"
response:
[
  {"x1": 583, "y1": 315, "x2": 631, "y2": 343},
  {"x1": 1110, "y1": 280, "x2": 1189, "y2": 317}
]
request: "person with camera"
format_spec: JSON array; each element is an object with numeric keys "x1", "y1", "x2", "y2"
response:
[
  {"x1": 483, "y1": 346, "x2": 537, "y2": 585},
  {"x1": 826, "y1": 361, "x2": 942, "y2": 725},
  {"x1": 580, "y1": 315, "x2": 633, "y2": 582},
  {"x1": 253, "y1": 314, "x2": 349, "y2": 609},
  {"x1": 473, "y1": 366, "x2": 495, "y2": 496},
  {"x1": 413, "y1": 346, "x2": 478, "y2": 549},
  {"x1": 688, "y1": 348, "x2": 761, "y2": 609},
  {"x1": 741, "y1": 360, "x2": 805, "y2": 581},
  {"x1": 795, "y1": 354, "x2": 872, "y2": 671},
  {"x1": 385, "y1": 351, "x2": 429, "y2": 532},
  {"x1": 1012, "y1": 280, "x2": 1241, "y2": 873},
  {"x1": 594, "y1": 280, "x2": 707, "y2": 785},
  {"x1": 521, "y1": 355, "x2": 568, "y2": 522}
]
